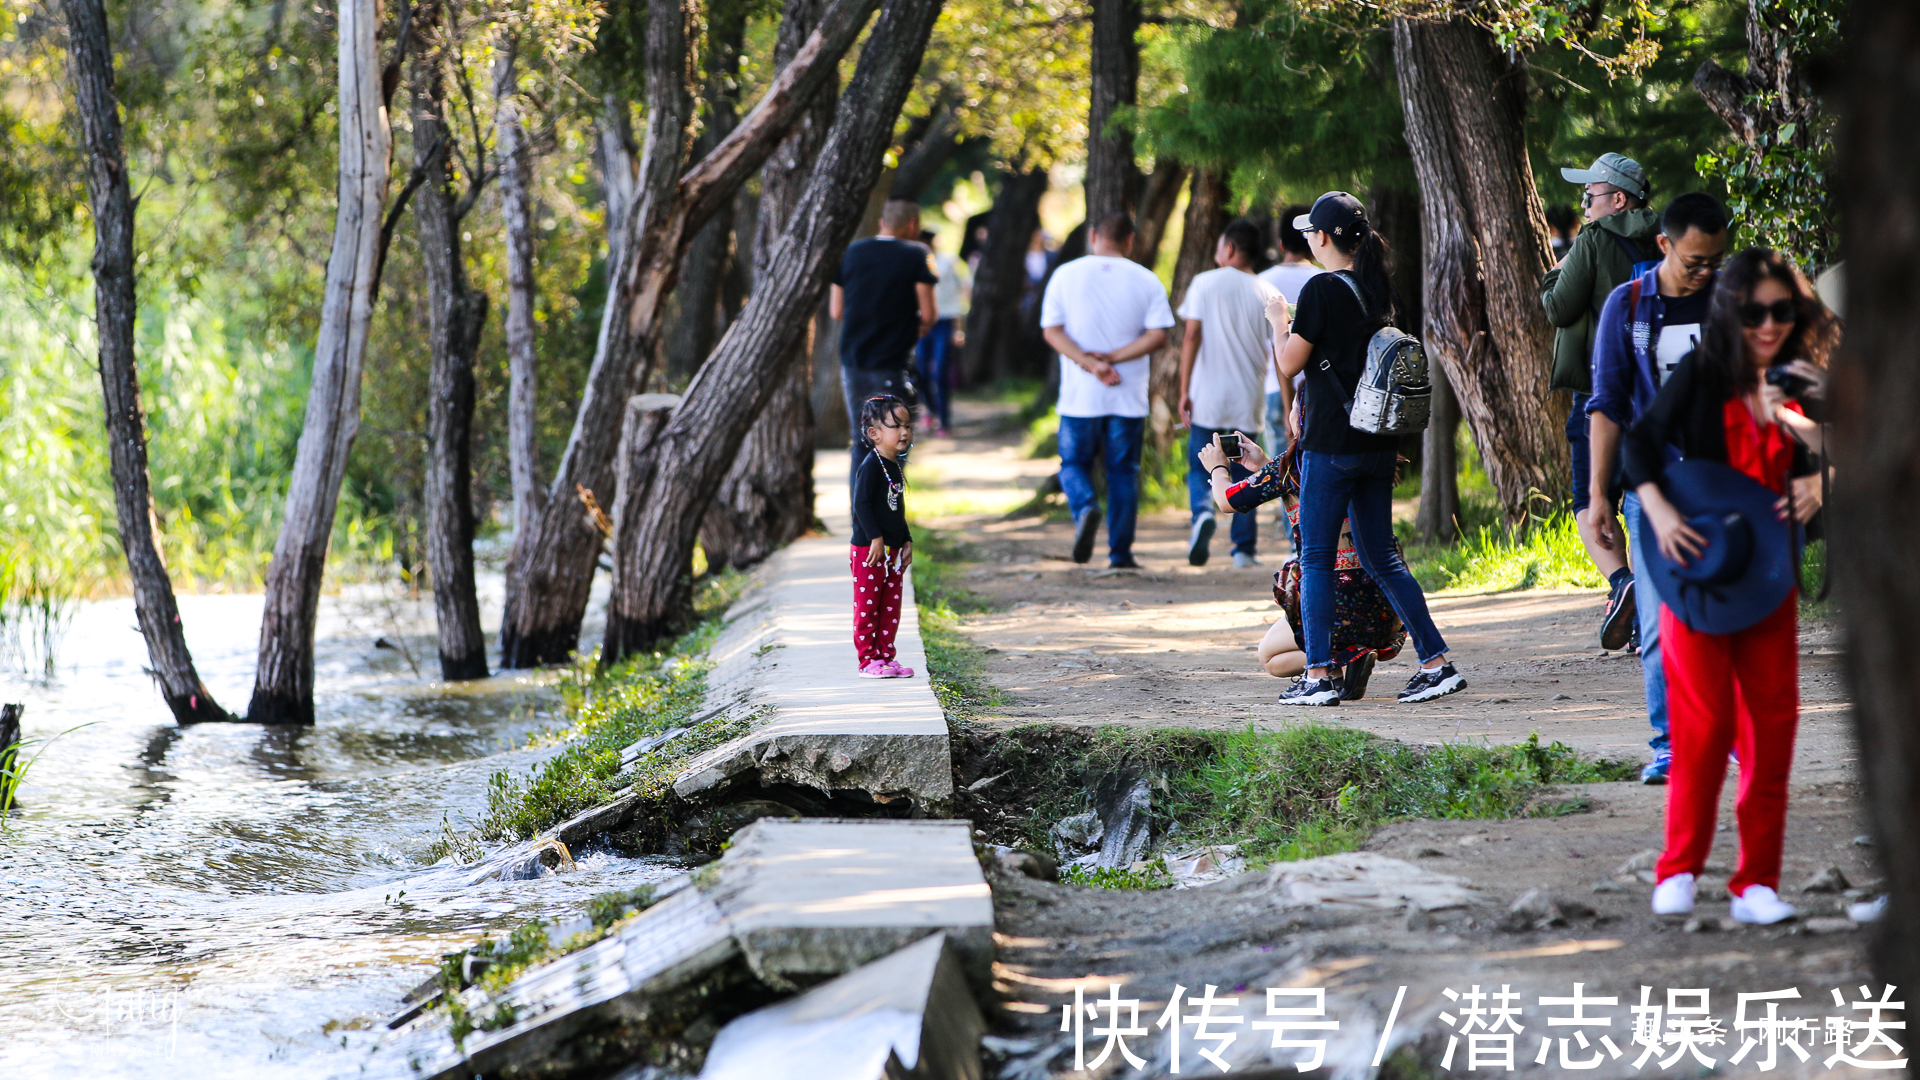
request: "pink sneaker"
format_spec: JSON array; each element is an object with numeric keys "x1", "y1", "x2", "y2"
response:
[
  {"x1": 881, "y1": 660, "x2": 915, "y2": 678},
  {"x1": 857, "y1": 660, "x2": 888, "y2": 679}
]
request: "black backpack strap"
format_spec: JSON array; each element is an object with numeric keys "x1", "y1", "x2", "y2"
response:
[{"x1": 1605, "y1": 228, "x2": 1652, "y2": 265}]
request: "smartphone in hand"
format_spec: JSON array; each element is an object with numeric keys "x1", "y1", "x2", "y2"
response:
[{"x1": 1219, "y1": 433, "x2": 1242, "y2": 459}]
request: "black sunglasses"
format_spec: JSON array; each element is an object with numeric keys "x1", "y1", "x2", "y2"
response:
[{"x1": 1737, "y1": 299, "x2": 1798, "y2": 328}]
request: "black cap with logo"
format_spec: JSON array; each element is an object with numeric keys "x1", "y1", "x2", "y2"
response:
[{"x1": 1291, "y1": 191, "x2": 1368, "y2": 240}]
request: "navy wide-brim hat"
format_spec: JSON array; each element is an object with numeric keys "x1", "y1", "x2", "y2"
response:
[{"x1": 1634, "y1": 460, "x2": 1795, "y2": 635}]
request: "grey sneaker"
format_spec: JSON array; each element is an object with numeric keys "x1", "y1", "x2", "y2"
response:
[
  {"x1": 1188, "y1": 513, "x2": 1217, "y2": 566},
  {"x1": 1232, "y1": 551, "x2": 1261, "y2": 569},
  {"x1": 1396, "y1": 663, "x2": 1466, "y2": 703},
  {"x1": 1279, "y1": 675, "x2": 1343, "y2": 706}
]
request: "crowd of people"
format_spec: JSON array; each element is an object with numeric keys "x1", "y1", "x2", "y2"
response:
[{"x1": 831, "y1": 167, "x2": 1839, "y2": 925}]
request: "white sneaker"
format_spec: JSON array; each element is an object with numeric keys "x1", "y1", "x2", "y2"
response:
[
  {"x1": 1730, "y1": 884, "x2": 1797, "y2": 925},
  {"x1": 1849, "y1": 895, "x2": 1888, "y2": 923},
  {"x1": 1651, "y1": 872, "x2": 1695, "y2": 915},
  {"x1": 1232, "y1": 551, "x2": 1261, "y2": 569}
]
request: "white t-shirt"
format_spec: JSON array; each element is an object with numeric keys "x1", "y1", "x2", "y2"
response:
[
  {"x1": 1041, "y1": 255, "x2": 1176, "y2": 418},
  {"x1": 1177, "y1": 266, "x2": 1279, "y2": 433},
  {"x1": 932, "y1": 252, "x2": 969, "y2": 319},
  {"x1": 1256, "y1": 262, "x2": 1323, "y2": 394}
]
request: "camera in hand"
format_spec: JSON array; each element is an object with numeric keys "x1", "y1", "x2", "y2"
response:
[
  {"x1": 1765, "y1": 364, "x2": 1811, "y2": 399},
  {"x1": 1219, "y1": 433, "x2": 1242, "y2": 459}
]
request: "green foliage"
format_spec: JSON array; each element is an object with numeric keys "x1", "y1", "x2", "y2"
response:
[
  {"x1": 0, "y1": 722, "x2": 98, "y2": 827},
  {"x1": 1403, "y1": 512, "x2": 1608, "y2": 594},
  {"x1": 1061, "y1": 862, "x2": 1172, "y2": 889},
  {"x1": 1697, "y1": 121, "x2": 1834, "y2": 267}
]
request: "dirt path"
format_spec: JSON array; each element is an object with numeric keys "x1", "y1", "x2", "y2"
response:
[{"x1": 908, "y1": 398, "x2": 1883, "y2": 1077}]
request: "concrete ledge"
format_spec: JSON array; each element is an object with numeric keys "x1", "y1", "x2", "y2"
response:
[
  {"x1": 672, "y1": 538, "x2": 953, "y2": 810},
  {"x1": 394, "y1": 819, "x2": 992, "y2": 1080}
]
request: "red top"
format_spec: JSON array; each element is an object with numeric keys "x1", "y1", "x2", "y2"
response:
[{"x1": 1721, "y1": 397, "x2": 1802, "y2": 495}]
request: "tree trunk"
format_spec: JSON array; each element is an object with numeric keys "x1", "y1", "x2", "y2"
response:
[
  {"x1": 410, "y1": 1, "x2": 489, "y2": 681},
  {"x1": 498, "y1": 0, "x2": 883, "y2": 668},
  {"x1": 494, "y1": 41, "x2": 544, "y2": 568},
  {"x1": 602, "y1": 0, "x2": 943, "y2": 662},
  {"x1": 248, "y1": 0, "x2": 391, "y2": 723},
  {"x1": 960, "y1": 168, "x2": 1047, "y2": 385},
  {"x1": 62, "y1": 0, "x2": 230, "y2": 723},
  {"x1": 1693, "y1": 0, "x2": 1822, "y2": 146},
  {"x1": 597, "y1": 95, "x2": 638, "y2": 268},
  {"x1": 1132, "y1": 158, "x2": 1186, "y2": 269},
  {"x1": 1149, "y1": 169, "x2": 1228, "y2": 448},
  {"x1": 889, "y1": 103, "x2": 963, "y2": 201},
  {"x1": 1391, "y1": 17, "x2": 1562, "y2": 524},
  {"x1": 1831, "y1": 0, "x2": 1920, "y2": 993},
  {"x1": 1085, "y1": 0, "x2": 1140, "y2": 224},
  {"x1": 659, "y1": 4, "x2": 749, "y2": 386},
  {"x1": 702, "y1": 0, "x2": 836, "y2": 572},
  {"x1": 1416, "y1": 364, "x2": 1460, "y2": 542}
]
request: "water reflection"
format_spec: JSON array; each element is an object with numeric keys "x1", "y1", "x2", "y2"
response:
[{"x1": 0, "y1": 584, "x2": 663, "y2": 1080}]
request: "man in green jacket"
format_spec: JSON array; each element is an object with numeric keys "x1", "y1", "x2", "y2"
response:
[{"x1": 1540, "y1": 152, "x2": 1659, "y2": 651}]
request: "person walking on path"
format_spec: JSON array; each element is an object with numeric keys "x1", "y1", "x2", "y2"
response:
[
  {"x1": 849, "y1": 394, "x2": 918, "y2": 679},
  {"x1": 1587, "y1": 192, "x2": 1731, "y2": 783},
  {"x1": 1179, "y1": 218, "x2": 1280, "y2": 568},
  {"x1": 1542, "y1": 153, "x2": 1661, "y2": 649},
  {"x1": 1623, "y1": 248, "x2": 1833, "y2": 925},
  {"x1": 1040, "y1": 211, "x2": 1175, "y2": 568},
  {"x1": 1257, "y1": 209, "x2": 1323, "y2": 457},
  {"x1": 1262, "y1": 192, "x2": 1464, "y2": 706},
  {"x1": 832, "y1": 200, "x2": 938, "y2": 482},
  {"x1": 915, "y1": 228, "x2": 969, "y2": 436}
]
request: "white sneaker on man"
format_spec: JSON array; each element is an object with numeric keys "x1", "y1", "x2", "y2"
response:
[
  {"x1": 1729, "y1": 884, "x2": 1797, "y2": 925},
  {"x1": 1232, "y1": 551, "x2": 1261, "y2": 569},
  {"x1": 1651, "y1": 872, "x2": 1695, "y2": 915}
]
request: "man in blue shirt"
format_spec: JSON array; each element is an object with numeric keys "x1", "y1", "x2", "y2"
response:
[{"x1": 1584, "y1": 192, "x2": 1730, "y2": 784}]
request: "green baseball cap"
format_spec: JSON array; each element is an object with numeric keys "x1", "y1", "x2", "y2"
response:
[{"x1": 1560, "y1": 153, "x2": 1649, "y2": 200}]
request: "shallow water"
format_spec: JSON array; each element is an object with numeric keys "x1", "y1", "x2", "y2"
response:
[{"x1": 0, "y1": 585, "x2": 681, "y2": 1079}]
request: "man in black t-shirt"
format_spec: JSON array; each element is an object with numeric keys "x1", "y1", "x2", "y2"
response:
[{"x1": 832, "y1": 199, "x2": 939, "y2": 480}]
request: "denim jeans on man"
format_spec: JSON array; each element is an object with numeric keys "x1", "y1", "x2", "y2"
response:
[
  {"x1": 1058, "y1": 415, "x2": 1144, "y2": 565},
  {"x1": 1298, "y1": 450, "x2": 1449, "y2": 670},
  {"x1": 1621, "y1": 490, "x2": 1671, "y2": 751},
  {"x1": 841, "y1": 363, "x2": 917, "y2": 485},
  {"x1": 1186, "y1": 426, "x2": 1256, "y2": 556}
]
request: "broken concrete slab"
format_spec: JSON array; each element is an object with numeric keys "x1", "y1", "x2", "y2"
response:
[
  {"x1": 1236, "y1": 851, "x2": 1488, "y2": 911},
  {"x1": 698, "y1": 932, "x2": 984, "y2": 1080},
  {"x1": 386, "y1": 819, "x2": 993, "y2": 1080},
  {"x1": 702, "y1": 818, "x2": 995, "y2": 991},
  {"x1": 671, "y1": 539, "x2": 953, "y2": 811}
]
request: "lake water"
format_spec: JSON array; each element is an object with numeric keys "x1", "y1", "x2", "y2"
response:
[{"x1": 0, "y1": 583, "x2": 683, "y2": 1079}]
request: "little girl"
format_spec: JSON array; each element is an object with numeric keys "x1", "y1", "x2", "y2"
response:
[{"x1": 850, "y1": 395, "x2": 915, "y2": 678}]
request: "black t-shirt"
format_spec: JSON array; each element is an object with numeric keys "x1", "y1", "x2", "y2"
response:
[
  {"x1": 850, "y1": 451, "x2": 912, "y2": 548},
  {"x1": 1653, "y1": 289, "x2": 1711, "y2": 387},
  {"x1": 834, "y1": 237, "x2": 938, "y2": 370},
  {"x1": 1293, "y1": 273, "x2": 1401, "y2": 455}
]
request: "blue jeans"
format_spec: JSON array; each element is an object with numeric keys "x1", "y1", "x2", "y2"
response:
[
  {"x1": 1187, "y1": 426, "x2": 1256, "y2": 555},
  {"x1": 1058, "y1": 415, "x2": 1144, "y2": 565},
  {"x1": 1622, "y1": 491, "x2": 1671, "y2": 752},
  {"x1": 1299, "y1": 450, "x2": 1449, "y2": 670},
  {"x1": 915, "y1": 318, "x2": 955, "y2": 430}
]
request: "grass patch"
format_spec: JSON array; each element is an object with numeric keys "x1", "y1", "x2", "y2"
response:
[
  {"x1": 954, "y1": 722, "x2": 1637, "y2": 881},
  {"x1": 428, "y1": 572, "x2": 749, "y2": 858},
  {"x1": 1401, "y1": 512, "x2": 1607, "y2": 594},
  {"x1": 908, "y1": 529, "x2": 1008, "y2": 725},
  {"x1": 435, "y1": 884, "x2": 666, "y2": 1042}
]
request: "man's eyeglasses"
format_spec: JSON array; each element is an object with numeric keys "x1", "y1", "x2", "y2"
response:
[
  {"x1": 1679, "y1": 254, "x2": 1725, "y2": 274},
  {"x1": 1580, "y1": 186, "x2": 1621, "y2": 208},
  {"x1": 1738, "y1": 299, "x2": 1798, "y2": 328}
]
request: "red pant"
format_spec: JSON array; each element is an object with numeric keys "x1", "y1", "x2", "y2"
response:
[
  {"x1": 1655, "y1": 596, "x2": 1799, "y2": 895},
  {"x1": 850, "y1": 545, "x2": 904, "y2": 666}
]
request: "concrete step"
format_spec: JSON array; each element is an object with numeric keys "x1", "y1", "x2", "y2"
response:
[
  {"x1": 698, "y1": 932, "x2": 984, "y2": 1080},
  {"x1": 672, "y1": 539, "x2": 953, "y2": 812}
]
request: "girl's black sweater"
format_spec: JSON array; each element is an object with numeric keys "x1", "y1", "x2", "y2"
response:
[
  {"x1": 1622, "y1": 352, "x2": 1816, "y2": 492},
  {"x1": 851, "y1": 451, "x2": 911, "y2": 548}
]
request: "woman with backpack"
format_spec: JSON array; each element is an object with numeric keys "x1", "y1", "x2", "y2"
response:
[{"x1": 1259, "y1": 191, "x2": 1462, "y2": 706}]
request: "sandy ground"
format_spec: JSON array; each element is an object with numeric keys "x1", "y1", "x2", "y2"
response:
[{"x1": 902, "y1": 398, "x2": 1889, "y2": 1078}]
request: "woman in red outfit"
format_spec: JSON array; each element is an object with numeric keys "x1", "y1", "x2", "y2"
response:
[{"x1": 1622, "y1": 248, "x2": 1835, "y2": 925}]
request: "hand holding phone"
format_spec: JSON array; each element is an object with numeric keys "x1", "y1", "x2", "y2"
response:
[{"x1": 1219, "y1": 433, "x2": 1242, "y2": 460}]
